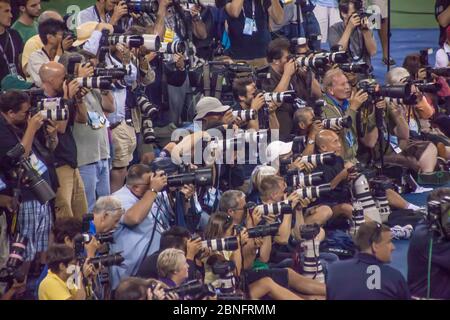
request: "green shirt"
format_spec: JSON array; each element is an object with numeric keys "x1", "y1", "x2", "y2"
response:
[{"x1": 12, "y1": 20, "x2": 38, "y2": 44}]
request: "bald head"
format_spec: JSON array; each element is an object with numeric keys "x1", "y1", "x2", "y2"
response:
[
  {"x1": 39, "y1": 61, "x2": 65, "y2": 83},
  {"x1": 316, "y1": 129, "x2": 342, "y2": 156},
  {"x1": 38, "y1": 10, "x2": 63, "y2": 24}
]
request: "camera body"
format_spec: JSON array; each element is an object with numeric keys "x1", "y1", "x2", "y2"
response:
[{"x1": 427, "y1": 196, "x2": 450, "y2": 241}]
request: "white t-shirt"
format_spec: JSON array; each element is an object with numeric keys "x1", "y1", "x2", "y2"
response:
[{"x1": 435, "y1": 43, "x2": 450, "y2": 68}]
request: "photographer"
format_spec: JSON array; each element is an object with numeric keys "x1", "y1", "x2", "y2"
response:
[
  {"x1": 327, "y1": 221, "x2": 410, "y2": 300},
  {"x1": 328, "y1": 0, "x2": 376, "y2": 65},
  {"x1": 109, "y1": 164, "x2": 168, "y2": 290},
  {"x1": 157, "y1": 248, "x2": 189, "y2": 289},
  {"x1": 39, "y1": 61, "x2": 89, "y2": 220},
  {"x1": 224, "y1": 0, "x2": 284, "y2": 67},
  {"x1": 58, "y1": 52, "x2": 114, "y2": 212},
  {"x1": 407, "y1": 188, "x2": 450, "y2": 299},
  {"x1": 114, "y1": 277, "x2": 172, "y2": 300},
  {"x1": 38, "y1": 244, "x2": 95, "y2": 300},
  {"x1": 11, "y1": 0, "x2": 40, "y2": 44},
  {"x1": 192, "y1": 96, "x2": 234, "y2": 130},
  {"x1": 262, "y1": 37, "x2": 321, "y2": 141},
  {"x1": 322, "y1": 68, "x2": 367, "y2": 162},
  {"x1": 232, "y1": 77, "x2": 279, "y2": 131},
  {"x1": 77, "y1": 0, "x2": 129, "y2": 27},
  {"x1": 0, "y1": 90, "x2": 58, "y2": 281},
  {"x1": 27, "y1": 18, "x2": 66, "y2": 87},
  {"x1": 293, "y1": 106, "x2": 323, "y2": 156}
]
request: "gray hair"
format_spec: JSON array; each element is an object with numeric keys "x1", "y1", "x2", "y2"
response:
[
  {"x1": 385, "y1": 67, "x2": 410, "y2": 85},
  {"x1": 93, "y1": 196, "x2": 123, "y2": 216},
  {"x1": 250, "y1": 165, "x2": 277, "y2": 193},
  {"x1": 218, "y1": 190, "x2": 246, "y2": 212},
  {"x1": 38, "y1": 10, "x2": 63, "y2": 25}
]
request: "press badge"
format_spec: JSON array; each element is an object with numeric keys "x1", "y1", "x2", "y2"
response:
[
  {"x1": 243, "y1": 18, "x2": 255, "y2": 35},
  {"x1": 88, "y1": 111, "x2": 106, "y2": 130},
  {"x1": 205, "y1": 187, "x2": 218, "y2": 208}
]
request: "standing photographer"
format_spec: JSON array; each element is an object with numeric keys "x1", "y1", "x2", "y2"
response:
[
  {"x1": 77, "y1": 0, "x2": 129, "y2": 27},
  {"x1": 328, "y1": 0, "x2": 376, "y2": 66},
  {"x1": 39, "y1": 61, "x2": 89, "y2": 221},
  {"x1": 109, "y1": 164, "x2": 168, "y2": 290}
]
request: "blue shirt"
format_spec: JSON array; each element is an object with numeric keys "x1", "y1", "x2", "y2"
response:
[
  {"x1": 311, "y1": 0, "x2": 338, "y2": 8},
  {"x1": 109, "y1": 186, "x2": 172, "y2": 289},
  {"x1": 327, "y1": 253, "x2": 411, "y2": 300},
  {"x1": 326, "y1": 93, "x2": 350, "y2": 113}
]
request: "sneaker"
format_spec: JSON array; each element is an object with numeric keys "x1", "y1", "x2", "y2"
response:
[{"x1": 382, "y1": 57, "x2": 396, "y2": 66}]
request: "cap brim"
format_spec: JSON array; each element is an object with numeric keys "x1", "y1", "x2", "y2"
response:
[
  {"x1": 72, "y1": 39, "x2": 88, "y2": 47},
  {"x1": 194, "y1": 105, "x2": 231, "y2": 121}
]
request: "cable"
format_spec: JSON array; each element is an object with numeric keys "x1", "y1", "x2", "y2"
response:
[{"x1": 426, "y1": 236, "x2": 433, "y2": 299}]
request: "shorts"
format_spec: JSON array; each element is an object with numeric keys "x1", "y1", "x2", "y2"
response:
[
  {"x1": 111, "y1": 120, "x2": 137, "y2": 168},
  {"x1": 18, "y1": 200, "x2": 52, "y2": 262},
  {"x1": 245, "y1": 268, "x2": 289, "y2": 288}
]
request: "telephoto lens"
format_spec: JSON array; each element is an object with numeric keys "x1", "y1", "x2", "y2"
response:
[
  {"x1": 6, "y1": 234, "x2": 28, "y2": 269},
  {"x1": 143, "y1": 34, "x2": 161, "y2": 51},
  {"x1": 89, "y1": 253, "x2": 124, "y2": 268},
  {"x1": 167, "y1": 167, "x2": 213, "y2": 187},
  {"x1": 263, "y1": 90, "x2": 296, "y2": 103},
  {"x1": 108, "y1": 34, "x2": 144, "y2": 48},
  {"x1": 378, "y1": 83, "x2": 412, "y2": 99},
  {"x1": 321, "y1": 115, "x2": 352, "y2": 130},
  {"x1": 142, "y1": 119, "x2": 156, "y2": 144},
  {"x1": 96, "y1": 231, "x2": 115, "y2": 244},
  {"x1": 295, "y1": 55, "x2": 329, "y2": 69},
  {"x1": 160, "y1": 41, "x2": 186, "y2": 54},
  {"x1": 76, "y1": 76, "x2": 112, "y2": 90},
  {"x1": 201, "y1": 237, "x2": 239, "y2": 251},
  {"x1": 137, "y1": 95, "x2": 158, "y2": 120},
  {"x1": 164, "y1": 280, "x2": 215, "y2": 298},
  {"x1": 316, "y1": 51, "x2": 348, "y2": 64},
  {"x1": 93, "y1": 66, "x2": 130, "y2": 79},
  {"x1": 260, "y1": 200, "x2": 292, "y2": 216},
  {"x1": 232, "y1": 109, "x2": 257, "y2": 121},
  {"x1": 20, "y1": 158, "x2": 56, "y2": 204},
  {"x1": 385, "y1": 95, "x2": 418, "y2": 105},
  {"x1": 414, "y1": 82, "x2": 442, "y2": 93},
  {"x1": 40, "y1": 109, "x2": 69, "y2": 121},
  {"x1": 36, "y1": 97, "x2": 66, "y2": 110},
  {"x1": 247, "y1": 222, "x2": 281, "y2": 238},
  {"x1": 295, "y1": 184, "x2": 332, "y2": 199},
  {"x1": 429, "y1": 67, "x2": 450, "y2": 77},
  {"x1": 287, "y1": 171, "x2": 323, "y2": 188},
  {"x1": 338, "y1": 62, "x2": 371, "y2": 74},
  {"x1": 352, "y1": 174, "x2": 382, "y2": 223},
  {"x1": 300, "y1": 223, "x2": 324, "y2": 283},
  {"x1": 299, "y1": 152, "x2": 337, "y2": 166},
  {"x1": 126, "y1": 0, "x2": 159, "y2": 14}
]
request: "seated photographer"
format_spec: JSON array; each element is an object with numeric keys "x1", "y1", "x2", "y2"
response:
[
  {"x1": 0, "y1": 90, "x2": 58, "y2": 281},
  {"x1": 156, "y1": 248, "x2": 189, "y2": 289},
  {"x1": 231, "y1": 77, "x2": 280, "y2": 131},
  {"x1": 27, "y1": 18, "x2": 66, "y2": 87},
  {"x1": 109, "y1": 164, "x2": 168, "y2": 290},
  {"x1": 247, "y1": 165, "x2": 278, "y2": 204},
  {"x1": 136, "y1": 226, "x2": 203, "y2": 281},
  {"x1": 328, "y1": 0, "x2": 377, "y2": 66},
  {"x1": 322, "y1": 68, "x2": 368, "y2": 162},
  {"x1": 327, "y1": 221, "x2": 410, "y2": 300},
  {"x1": 38, "y1": 244, "x2": 95, "y2": 300},
  {"x1": 114, "y1": 277, "x2": 174, "y2": 300},
  {"x1": 261, "y1": 37, "x2": 322, "y2": 141},
  {"x1": 190, "y1": 96, "x2": 234, "y2": 131},
  {"x1": 407, "y1": 188, "x2": 450, "y2": 299},
  {"x1": 58, "y1": 52, "x2": 115, "y2": 212},
  {"x1": 203, "y1": 211, "x2": 303, "y2": 300},
  {"x1": 293, "y1": 106, "x2": 324, "y2": 156},
  {"x1": 314, "y1": 129, "x2": 422, "y2": 219},
  {"x1": 39, "y1": 61, "x2": 89, "y2": 220}
]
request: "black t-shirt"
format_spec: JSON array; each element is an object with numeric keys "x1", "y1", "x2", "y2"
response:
[
  {"x1": 54, "y1": 104, "x2": 78, "y2": 169},
  {"x1": 226, "y1": 0, "x2": 272, "y2": 60},
  {"x1": 314, "y1": 156, "x2": 351, "y2": 204},
  {"x1": 436, "y1": 0, "x2": 450, "y2": 46},
  {"x1": 0, "y1": 29, "x2": 24, "y2": 82},
  {"x1": 407, "y1": 221, "x2": 450, "y2": 299}
]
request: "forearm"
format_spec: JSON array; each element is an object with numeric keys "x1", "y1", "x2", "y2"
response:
[
  {"x1": 274, "y1": 215, "x2": 292, "y2": 244},
  {"x1": 258, "y1": 237, "x2": 272, "y2": 263},
  {"x1": 155, "y1": 8, "x2": 167, "y2": 39},
  {"x1": 21, "y1": 129, "x2": 36, "y2": 157},
  {"x1": 225, "y1": 0, "x2": 245, "y2": 18},
  {"x1": 330, "y1": 170, "x2": 347, "y2": 189},
  {"x1": 269, "y1": 0, "x2": 284, "y2": 25},
  {"x1": 247, "y1": 119, "x2": 260, "y2": 130},
  {"x1": 74, "y1": 102, "x2": 88, "y2": 124},
  {"x1": 393, "y1": 118, "x2": 410, "y2": 140},
  {"x1": 362, "y1": 30, "x2": 377, "y2": 56},
  {"x1": 268, "y1": 112, "x2": 279, "y2": 129},
  {"x1": 311, "y1": 77, "x2": 322, "y2": 99},
  {"x1": 337, "y1": 27, "x2": 353, "y2": 51},
  {"x1": 232, "y1": 249, "x2": 243, "y2": 276},
  {"x1": 192, "y1": 20, "x2": 207, "y2": 40},
  {"x1": 72, "y1": 286, "x2": 86, "y2": 300},
  {"x1": 46, "y1": 135, "x2": 58, "y2": 151},
  {"x1": 101, "y1": 91, "x2": 115, "y2": 113},
  {"x1": 274, "y1": 74, "x2": 292, "y2": 92},
  {"x1": 123, "y1": 191, "x2": 157, "y2": 226},
  {"x1": 292, "y1": 209, "x2": 304, "y2": 241}
]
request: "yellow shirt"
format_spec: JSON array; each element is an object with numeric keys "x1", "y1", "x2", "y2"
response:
[
  {"x1": 21, "y1": 34, "x2": 43, "y2": 71},
  {"x1": 38, "y1": 270, "x2": 77, "y2": 300}
]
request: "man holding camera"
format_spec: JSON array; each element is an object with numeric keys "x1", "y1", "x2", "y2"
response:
[
  {"x1": 77, "y1": 0, "x2": 129, "y2": 27},
  {"x1": 39, "y1": 61, "x2": 89, "y2": 220},
  {"x1": 11, "y1": 0, "x2": 40, "y2": 44},
  {"x1": 27, "y1": 18, "x2": 66, "y2": 87},
  {"x1": 327, "y1": 221, "x2": 410, "y2": 300},
  {"x1": 407, "y1": 188, "x2": 450, "y2": 299},
  {"x1": 0, "y1": 90, "x2": 58, "y2": 281},
  {"x1": 262, "y1": 37, "x2": 321, "y2": 141},
  {"x1": 109, "y1": 164, "x2": 168, "y2": 289},
  {"x1": 225, "y1": 0, "x2": 284, "y2": 67},
  {"x1": 328, "y1": 0, "x2": 376, "y2": 66}
]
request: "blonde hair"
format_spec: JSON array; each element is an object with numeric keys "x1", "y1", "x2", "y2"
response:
[
  {"x1": 157, "y1": 248, "x2": 186, "y2": 278},
  {"x1": 250, "y1": 165, "x2": 278, "y2": 193}
]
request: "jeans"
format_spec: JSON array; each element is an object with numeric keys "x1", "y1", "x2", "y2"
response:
[{"x1": 79, "y1": 159, "x2": 111, "y2": 212}]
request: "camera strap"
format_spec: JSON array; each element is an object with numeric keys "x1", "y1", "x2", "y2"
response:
[
  {"x1": 203, "y1": 63, "x2": 211, "y2": 96},
  {"x1": 0, "y1": 31, "x2": 17, "y2": 76}
]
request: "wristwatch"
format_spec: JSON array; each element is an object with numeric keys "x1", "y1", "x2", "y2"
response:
[{"x1": 307, "y1": 139, "x2": 315, "y2": 145}]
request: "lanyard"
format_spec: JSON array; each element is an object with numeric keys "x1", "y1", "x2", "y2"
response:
[
  {"x1": 242, "y1": 0, "x2": 256, "y2": 20},
  {"x1": 94, "y1": 5, "x2": 109, "y2": 23},
  {"x1": 0, "y1": 31, "x2": 15, "y2": 65}
]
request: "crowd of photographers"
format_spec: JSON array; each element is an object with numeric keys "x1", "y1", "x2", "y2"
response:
[{"x1": 0, "y1": 0, "x2": 449, "y2": 300}]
